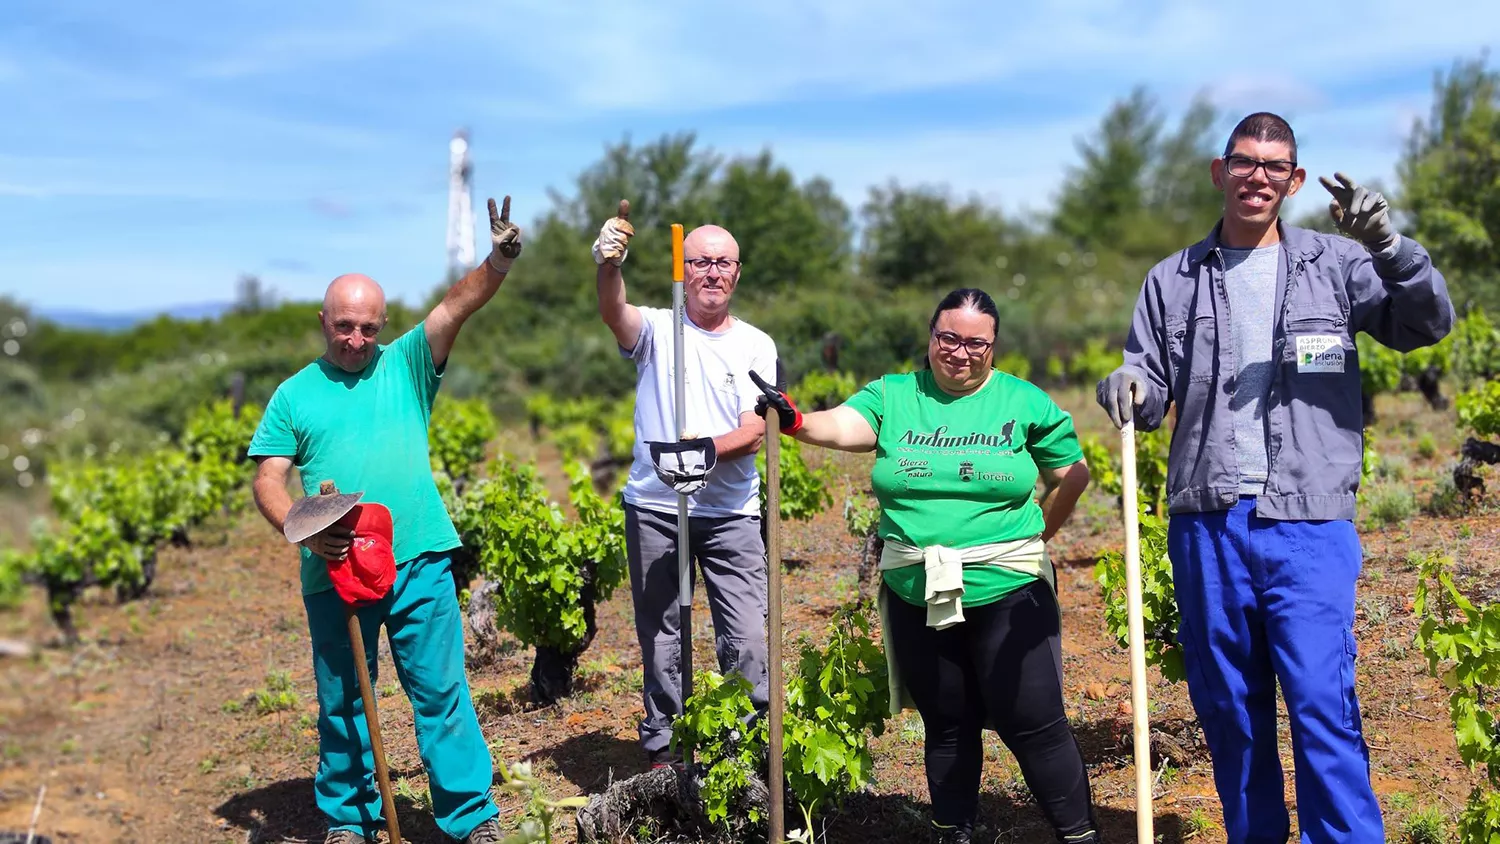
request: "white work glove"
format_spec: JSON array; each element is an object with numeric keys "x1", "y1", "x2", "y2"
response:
[
  {"x1": 592, "y1": 200, "x2": 635, "y2": 266},
  {"x1": 487, "y1": 195, "x2": 523, "y2": 274},
  {"x1": 1319, "y1": 172, "x2": 1399, "y2": 255}
]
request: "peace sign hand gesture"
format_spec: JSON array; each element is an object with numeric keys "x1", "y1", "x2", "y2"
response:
[
  {"x1": 1319, "y1": 172, "x2": 1398, "y2": 254},
  {"x1": 487, "y1": 196, "x2": 524, "y2": 274}
]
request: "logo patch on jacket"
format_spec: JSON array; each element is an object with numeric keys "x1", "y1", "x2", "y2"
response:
[{"x1": 1296, "y1": 334, "x2": 1345, "y2": 373}]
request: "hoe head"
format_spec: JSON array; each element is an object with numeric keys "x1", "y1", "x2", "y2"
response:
[{"x1": 283, "y1": 480, "x2": 364, "y2": 544}]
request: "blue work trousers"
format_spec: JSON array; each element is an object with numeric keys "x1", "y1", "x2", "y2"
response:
[
  {"x1": 1169, "y1": 497, "x2": 1383, "y2": 843},
  {"x1": 303, "y1": 551, "x2": 498, "y2": 840}
]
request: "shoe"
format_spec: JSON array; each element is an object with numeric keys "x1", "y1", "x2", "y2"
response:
[
  {"x1": 647, "y1": 746, "x2": 682, "y2": 770},
  {"x1": 465, "y1": 816, "x2": 503, "y2": 843},
  {"x1": 932, "y1": 821, "x2": 972, "y2": 844},
  {"x1": 324, "y1": 831, "x2": 366, "y2": 844},
  {"x1": 1060, "y1": 832, "x2": 1100, "y2": 844}
]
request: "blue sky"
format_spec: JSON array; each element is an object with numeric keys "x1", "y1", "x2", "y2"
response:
[{"x1": 0, "y1": 0, "x2": 1494, "y2": 314}]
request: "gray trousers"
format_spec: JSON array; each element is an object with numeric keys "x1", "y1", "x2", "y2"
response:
[{"x1": 624, "y1": 502, "x2": 769, "y2": 756}]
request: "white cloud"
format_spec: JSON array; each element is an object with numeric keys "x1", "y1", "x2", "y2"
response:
[{"x1": 454, "y1": 0, "x2": 1500, "y2": 114}]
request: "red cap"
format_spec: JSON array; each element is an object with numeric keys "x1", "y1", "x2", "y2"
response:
[{"x1": 325, "y1": 503, "x2": 396, "y2": 606}]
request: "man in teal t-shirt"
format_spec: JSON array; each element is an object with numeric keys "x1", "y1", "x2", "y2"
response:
[{"x1": 247, "y1": 197, "x2": 522, "y2": 844}]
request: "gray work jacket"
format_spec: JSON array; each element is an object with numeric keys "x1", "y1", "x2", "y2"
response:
[{"x1": 1112, "y1": 220, "x2": 1455, "y2": 521}]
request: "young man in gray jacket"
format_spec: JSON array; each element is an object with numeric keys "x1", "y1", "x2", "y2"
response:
[{"x1": 1097, "y1": 112, "x2": 1454, "y2": 843}]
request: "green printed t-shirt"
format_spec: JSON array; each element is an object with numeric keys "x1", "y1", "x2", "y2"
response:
[
  {"x1": 248, "y1": 322, "x2": 461, "y2": 595},
  {"x1": 842, "y1": 369, "x2": 1085, "y2": 609}
]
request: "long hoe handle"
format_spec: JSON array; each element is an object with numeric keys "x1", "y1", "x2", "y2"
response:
[
  {"x1": 669, "y1": 223, "x2": 695, "y2": 764},
  {"x1": 763, "y1": 405, "x2": 785, "y2": 843},
  {"x1": 1119, "y1": 387, "x2": 1154, "y2": 842},
  {"x1": 346, "y1": 606, "x2": 402, "y2": 844}
]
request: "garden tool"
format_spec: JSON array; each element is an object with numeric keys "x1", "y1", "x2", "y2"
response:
[
  {"x1": 284, "y1": 480, "x2": 402, "y2": 844},
  {"x1": 1119, "y1": 385, "x2": 1154, "y2": 841}
]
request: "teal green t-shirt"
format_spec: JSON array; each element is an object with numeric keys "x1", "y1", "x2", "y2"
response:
[
  {"x1": 248, "y1": 322, "x2": 461, "y2": 595},
  {"x1": 842, "y1": 369, "x2": 1084, "y2": 607}
]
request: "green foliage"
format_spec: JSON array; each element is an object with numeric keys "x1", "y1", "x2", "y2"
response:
[
  {"x1": 842, "y1": 491, "x2": 881, "y2": 539},
  {"x1": 1065, "y1": 338, "x2": 1120, "y2": 387},
  {"x1": 1398, "y1": 55, "x2": 1500, "y2": 317},
  {"x1": 493, "y1": 756, "x2": 589, "y2": 844},
  {"x1": 1081, "y1": 427, "x2": 1169, "y2": 516},
  {"x1": 525, "y1": 391, "x2": 635, "y2": 468},
  {"x1": 672, "y1": 671, "x2": 768, "y2": 827},
  {"x1": 1399, "y1": 806, "x2": 1453, "y2": 844},
  {"x1": 9, "y1": 400, "x2": 261, "y2": 636},
  {"x1": 1457, "y1": 380, "x2": 1500, "y2": 438},
  {"x1": 759, "y1": 436, "x2": 834, "y2": 522},
  {"x1": 994, "y1": 353, "x2": 1031, "y2": 381},
  {"x1": 672, "y1": 602, "x2": 890, "y2": 831},
  {"x1": 1096, "y1": 510, "x2": 1184, "y2": 683},
  {"x1": 1360, "y1": 334, "x2": 1405, "y2": 396},
  {"x1": 1450, "y1": 308, "x2": 1500, "y2": 386},
  {"x1": 780, "y1": 603, "x2": 891, "y2": 819},
  {"x1": 453, "y1": 459, "x2": 627, "y2": 655},
  {"x1": 792, "y1": 371, "x2": 858, "y2": 412},
  {"x1": 1414, "y1": 552, "x2": 1500, "y2": 842},
  {"x1": 428, "y1": 395, "x2": 497, "y2": 482},
  {"x1": 0, "y1": 549, "x2": 26, "y2": 610}
]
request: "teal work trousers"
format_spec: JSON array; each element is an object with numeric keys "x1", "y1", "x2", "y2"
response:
[{"x1": 303, "y1": 550, "x2": 498, "y2": 839}]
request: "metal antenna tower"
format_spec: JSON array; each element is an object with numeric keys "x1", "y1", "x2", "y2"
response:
[{"x1": 446, "y1": 128, "x2": 475, "y2": 277}]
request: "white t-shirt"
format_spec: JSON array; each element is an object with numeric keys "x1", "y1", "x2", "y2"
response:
[{"x1": 620, "y1": 305, "x2": 779, "y2": 518}]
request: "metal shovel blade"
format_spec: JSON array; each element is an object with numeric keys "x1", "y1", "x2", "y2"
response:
[{"x1": 283, "y1": 480, "x2": 364, "y2": 544}]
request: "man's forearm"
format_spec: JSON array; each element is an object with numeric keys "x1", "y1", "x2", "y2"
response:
[
  {"x1": 713, "y1": 420, "x2": 765, "y2": 461},
  {"x1": 444, "y1": 261, "x2": 507, "y2": 322},
  {"x1": 597, "y1": 263, "x2": 628, "y2": 324},
  {"x1": 253, "y1": 477, "x2": 295, "y2": 536}
]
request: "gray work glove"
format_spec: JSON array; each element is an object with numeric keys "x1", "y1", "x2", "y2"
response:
[
  {"x1": 487, "y1": 196, "x2": 524, "y2": 274},
  {"x1": 1319, "y1": 173, "x2": 1399, "y2": 254},
  {"x1": 1097, "y1": 368, "x2": 1145, "y2": 430}
]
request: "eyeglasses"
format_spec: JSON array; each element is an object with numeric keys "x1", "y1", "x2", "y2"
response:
[
  {"x1": 932, "y1": 330, "x2": 994, "y2": 356},
  {"x1": 685, "y1": 257, "x2": 741, "y2": 273},
  {"x1": 1224, "y1": 154, "x2": 1297, "y2": 182},
  {"x1": 333, "y1": 321, "x2": 382, "y2": 338}
]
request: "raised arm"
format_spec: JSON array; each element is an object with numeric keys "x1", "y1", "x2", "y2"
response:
[
  {"x1": 1318, "y1": 172, "x2": 1455, "y2": 352},
  {"x1": 425, "y1": 195, "x2": 524, "y2": 367},
  {"x1": 594, "y1": 200, "x2": 644, "y2": 352}
]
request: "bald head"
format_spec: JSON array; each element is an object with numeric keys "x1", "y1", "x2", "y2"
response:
[
  {"x1": 323, "y1": 273, "x2": 387, "y2": 315},
  {"x1": 319, "y1": 274, "x2": 389, "y2": 372},
  {"x1": 683, "y1": 225, "x2": 739, "y2": 261}
]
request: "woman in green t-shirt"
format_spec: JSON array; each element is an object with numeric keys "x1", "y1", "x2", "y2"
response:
[{"x1": 754, "y1": 288, "x2": 1098, "y2": 844}]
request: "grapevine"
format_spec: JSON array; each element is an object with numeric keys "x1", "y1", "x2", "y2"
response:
[
  {"x1": 10, "y1": 399, "x2": 261, "y2": 641},
  {"x1": 1095, "y1": 508, "x2": 1183, "y2": 683},
  {"x1": 452, "y1": 457, "x2": 628, "y2": 704},
  {"x1": 1414, "y1": 552, "x2": 1500, "y2": 841}
]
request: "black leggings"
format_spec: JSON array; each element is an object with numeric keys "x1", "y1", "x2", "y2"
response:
[{"x1": 885, "y1": 579, "x2": 1097, "y2": 839}]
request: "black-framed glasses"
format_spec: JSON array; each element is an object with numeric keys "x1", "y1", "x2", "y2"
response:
[
  {"x1": 932, "y1": 330, "x2": 993, "y2": 356},
  {"x1": 685, "y1": 257, "x2": 741, "y2": 273},
  {"x1": 1224, "y1": 154, "x2": 1297, "y2": 182}
]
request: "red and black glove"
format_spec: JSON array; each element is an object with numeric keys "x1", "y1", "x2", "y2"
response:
[{"x1": 749, "y1": 370, "x2": 803, "y2": 435}]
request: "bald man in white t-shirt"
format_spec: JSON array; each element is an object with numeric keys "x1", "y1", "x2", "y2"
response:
[{"x1": 593, "y1": 207, "x2": 778, "y2": 768}]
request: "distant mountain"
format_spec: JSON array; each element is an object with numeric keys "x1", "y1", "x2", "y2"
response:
[{"x1": 37, "y1": 301, "x2": 235, "y2": 331}]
